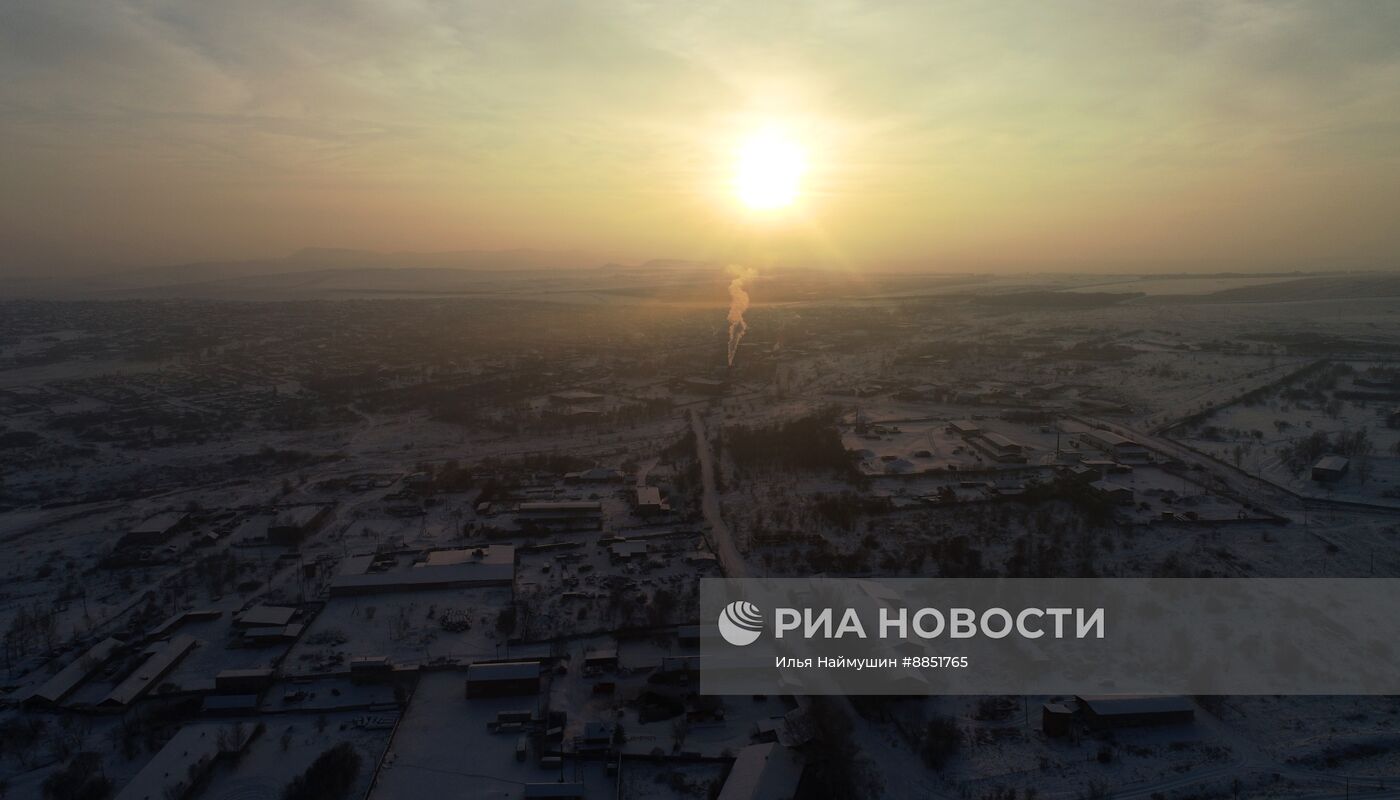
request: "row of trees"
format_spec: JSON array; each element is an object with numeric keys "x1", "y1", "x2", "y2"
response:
[
  {"x1": 283, "y1": 742, "x2": 362, "y2": 800},
  {"x1": 3, "y1": 602, "x2": 59, "y2": 673},
  {"x1": 724, "y1": 411, "x2": 859, "y2": 477},
  {"x1": 1280, "y1": 427, "x2": 1375, "y2": 482}
]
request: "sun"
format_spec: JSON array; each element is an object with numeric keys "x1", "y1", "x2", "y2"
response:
[{"x1": 734, "y1": 129, "x2": 806, "y2": 211}]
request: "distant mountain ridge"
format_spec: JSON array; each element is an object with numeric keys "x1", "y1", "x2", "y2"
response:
[
  {"x1": 3, "y1": 246, "x2": 1395, "y2": 304},
  {"x1": 0, "y1": 248, "x2": 722, "y2": 299},
  {"x1": 105, "y1": 247, "x2": 610, "y2": 287},
  {"x1": 1139, "y1": 273, "x2": 1400, "y2": 304}
]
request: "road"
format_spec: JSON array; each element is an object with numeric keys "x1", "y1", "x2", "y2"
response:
[
  {"x1": 683, "y1": 417, "x2": 942, "y2": 797},
  {"x1": 689, "y1": 408, "x2": 747, "y2": 579},
  {"x1": 682, "y1": 409, "x2": 1399, "y2": 800},
  {"x1": 1072, "y1": 412, "x2": 1308, "y2": 520}
]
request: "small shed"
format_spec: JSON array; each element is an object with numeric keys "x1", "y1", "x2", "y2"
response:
[
  {"x1": 1311, "y1": 455, "x2": 1350, "y2": 482},
  {"x1": 465, "y1": 660, "x2": 542, "y2": 698},
  {"x1": 234, "y1": 605, "x2": 296, "y2": 629},
  {"x1": 1076, "y1": 695, "x2": 1194, "y2": 730},
  {"x1": 583, "y1": 647, "x2": 618, "y2": 673},
  {"x1": 1042, "y1": 702, "x2": 1074, "y2": 737},
  {"x1": 1089, "y1": 479, "x2": 1134, "y2": 505},
  {"x1": 215, "y1": 668, "x2": 275, "y2": 693}
]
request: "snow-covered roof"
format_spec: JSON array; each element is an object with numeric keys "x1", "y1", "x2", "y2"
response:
[
  {"x1": 26, "y1": 637, "x2": 122, "y2": 705},
  {"x1": 1314, "y1": 455, "x2": 1349, "y2": 471},
  {"x1": 565, "y1": 467, "x2": 622, "y2": 481},
  {"x1": 424, "y1": 545, "x2": 515, "y2": 566},
  {"x1": 331, "y1": 547, "x2": 515, "y2": 594},
  {"x1": 235, "y1": 604, "x2": 296, "y2": 628},
  {"x1": 215, "y1": 667, "x2": 275, "y2": 680},
  {"x1": 114, "y1": 722, "x2": 250, "y2": 800},
  {"x1": 983, "y1": 432, "x2": 1021, "y2": 450},
  {"x1": 101, "y1": 635, "x2": 197, "y2": 707},
  {"x1": 1076, "y1": 695, "x2": 1193, "y2": 716},
  {"x1": 610, "y1": 541, "x2": 648, "y2": 558},
  {"x1": 1089, "y1": 479, "x2": 1130, "y2": 494},
  {"x1": 518, "y1": 501, "x2": 602, "y2": 513},
  {"x1": 717, "y1": 742, "x2": 804, "y2": 800},
  {"x1": 467, "y1": 660, "x2": 541, "y2": 682}
]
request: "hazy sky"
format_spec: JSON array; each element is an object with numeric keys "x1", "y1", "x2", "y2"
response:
[{"x1": 3, "y1": 1, "x2": 1400, "y2": 273}]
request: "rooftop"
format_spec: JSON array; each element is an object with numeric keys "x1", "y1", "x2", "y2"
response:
[
  {"x1": 101, "y1": 635, "x2": 197, "y2": 707},
  {"x1": 235, "y1": 604, "x2": 296, "y2": 628},
  {"x1": 114, "y1": 722, "x2": 252, "y2": 800},
  {"x1": 717, "y1": 743, "x2": 805, "y2": 800},
  {"x1": 518, "y1": 501, "x2": 602, "y2": 513},
  {"x1": 423, "y1": 545, "x2": 515, "y2": 567},
  {"x1": 983, "y1": 432, "x2": 1021, "y2": 450},
  {"x1": 1077, "y1": 695, "x2": 1193, "y2": 716},
  {"x1": 26, "y1": 637, "x2": 122, "y2": 705},
  {"x1": 466, "y1": 660, "x2": 541, "y2": 682},
  {"x1": 331, "y1": 546, "x2": 516, "y2": 594}
]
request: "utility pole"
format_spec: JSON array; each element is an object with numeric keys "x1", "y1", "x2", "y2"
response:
[{"x1": 295, "y1": 550, "x2": 306, "y2": 603}]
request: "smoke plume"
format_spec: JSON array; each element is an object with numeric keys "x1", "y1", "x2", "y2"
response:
[{"x1": 726, "y1": 265, "x2": 756, "y2": 366}]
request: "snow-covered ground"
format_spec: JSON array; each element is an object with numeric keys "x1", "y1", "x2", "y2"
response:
[{"x1": 4, "y1": 288, "x2": 1400, "y2": 800}]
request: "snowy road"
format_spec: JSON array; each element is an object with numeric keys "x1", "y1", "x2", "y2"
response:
[{"x1": 689, "y1": 409, "x2": 747, "y2": 579}]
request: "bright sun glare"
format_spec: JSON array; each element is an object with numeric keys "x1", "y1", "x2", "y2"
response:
[{"x1": 734, "y1": 129, "x2": 806, "y2": 211}]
